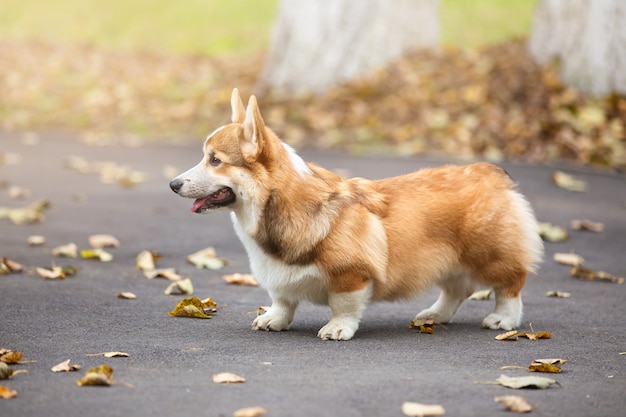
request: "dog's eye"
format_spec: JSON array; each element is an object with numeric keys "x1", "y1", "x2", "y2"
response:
[{"x1": 209, "y1": 155, "x2": 221, "y2": 167}]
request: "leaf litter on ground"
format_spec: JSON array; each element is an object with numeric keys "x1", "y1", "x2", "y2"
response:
[
  {"x1": 223, "y1": 273, "x2": 258, "y2": 286},
  {"x1": 212, "y1": 372, "x2": 246, "y2": 384},
  {"x1": 570, "y1": 219, "x2": 604, "y2": 232},
  {"x1": 538, "y1": 222, "x2": 569, "y2": 242},
  {"x1": 552, "y1": 171, "x2": 588, "y2": 192},
  {"x1": 476, "y1": 374, "x2": 559, "y2": 389},
  {"x1": 570, "y1": 266, "x2": 624, "y2": 284},
  {"x1": 187, "y1": 247, "x2": 227, "y2": 270},
  {"x1": 164, "y1": 278, "x2": 194, "y2": 295},
  {"x1": 553, "y1": 252, "x2": 584, "y2": 266},
  {"x1": 168, "y1": 296, "x2": 217, "y2": 319},
  {"x1": 0, "y1": 200, "x2": 50, "y2": 225},
  {"x1": 36, "y1": 265, "x2": 79, "y2": 279},
  {"x1": 1, "y1": 257, "x2": 23, "y2": 275},
  {"x1": 0, "y1": 384, "x2": 18, "y2": 399},
  {"x1": 494, "y1": 395, "x2": 533, "y2": 413},
  {"x1": 401, "y1": 401, "x2": 445, "y2": 417},
  {"x1": 51, "y1": 359, "x2": 82, "y2": 372},
  {"x1": 0, "y1": 363, "x2": 27, "y2": 380}
]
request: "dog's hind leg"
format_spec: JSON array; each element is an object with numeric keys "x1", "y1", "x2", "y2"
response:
[
  {"x1": 252, "y1": 292, "x2": 298, "y2": 332},
  {"x1": 413, "y1": 273, "x2": 476, "y2": 325},
  {"x1": 318, "y1": 281, "x2": 373, "y2": 341}
]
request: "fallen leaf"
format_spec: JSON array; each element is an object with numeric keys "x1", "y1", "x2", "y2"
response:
[
  {"x1": 81, "y1": 248, "x2": 114, "y2": 262},
  {"x1": 187, "y1": 247, "x2": 227, "y2": 269},
  {"x1": 3, "y1": 200, "x2": 50, "y2": 225},
  {"x1": 0, "y1": 384, "x2": 18, "y2": 399},
  {"x1": 136, "y1": 250, "x2": 161, "y2": 270},
  {"x1": 401, "y1": 401, "x2": 445, "y2": 417},
  {"x1": 496, "y1": 374, "x2": 559, "y2": 389},
  {"x1": 571, "y1": 266, "x2": 624, "y2": 284},
  {"x1": 468, "y1": 289, "x2": 492, "y2": 300},
  {"x1": 8, "y1": 186, "x2": 31, "y2": 200},
  {"x1": 117, "y1": 292, "x2": 137, "y2": 299},
  {"x1": 494, "y1": 395, "x2": 532, "y2": 413},
  {"x1": 409, "y1": 319, "x2": 436, "y2": 334},
  {"x1": 495, "y1": 330, "x2": 519, "y2": 341},
  {"x1": 0, "y1": 350, "x2": 23, "y2": 364},
  {"x1": 52, "y1": 242, "x2": 78, "y2": 258},
  {"x1": 164, "y1": 278, "x2": 194, "y2": 295},
  {"x1": 76, "y1": 364, "x2": 113, "y2": 386},
  {"x1": 51, "y1": 359, "x2": 81, "y2": 372},
  {"x1": 212, "y1": 372, "x2": 246, "y2": 383},
  {"x1": 89, "y1": 234, "x2": 120, "y2": 248},
  {"x1": 538, "y1": 222, "x2": 568, "y2": 242},
  {"x1": 27, "y1": 235, "x2": 45, "y2": 246},
  {"x1": 546, "y1": 290, "x2": 571, "y2": 298},
  {"x1": 143, "y1": 268, "x2": 182, "y2": 281},
  {"x1": 1, "y1": 258, "x2": 23, "y2": 275},
  {"x1": 518, "y1": 323, "x2": 551, "y2": 341},
  {"x1": 168, "y1": 297, "x2": 215, "y2": 319},
  {"x1": 86, "y1": 352, "x2": 129, "y2": 358},
  {"x1": 552, "y1": 171, "x2": 588, "y2": 192},
  {"x1": 233, "y1": 406, "x2": 267, "y2": 417},
  {"x1": 0, "y1": 363, "x2": 27, "y2": 380},
  {"x1": 553, "y1": 252, "x2": 584, "y2": 266},
  {"x1": 223, "y1": 273, "x2": 258, "y2": 286},
  {"x1": 570, "y1": 219, "x2": 604, "y2": 233},
  {"x1": 529, "y1": 358, "x2": 566, "y2": 373},
  {"x1": 36, "y1": 265, "x2": 79, "y2": 279}
]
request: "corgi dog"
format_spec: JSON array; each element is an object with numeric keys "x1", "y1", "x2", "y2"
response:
[{"x1": 170, "y1": 88, "x2": 543, "y2": 340}]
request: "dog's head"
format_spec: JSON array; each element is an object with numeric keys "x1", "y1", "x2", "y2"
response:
[{"x1": 169, "y1": 88, "x2": 289, "y2": 214}]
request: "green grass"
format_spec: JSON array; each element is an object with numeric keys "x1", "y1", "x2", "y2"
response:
[{"x1": 0, "y1": 0, "x2": 536, "y2": 55}]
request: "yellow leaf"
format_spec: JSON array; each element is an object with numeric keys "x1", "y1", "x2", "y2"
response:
[
  {"x1": 52, "y1": 243, "x2": 78, "y2": 258},
  {"x1": 495, "y1": 374, "x2": 559, "y2": 389},
  {"x1": 76, "y1": 364, "x2": 113, "y2": 387},
  {"x1": 135, "y1": 250, "x2": 161, "y2": 270},
  {"x1": 0, "y1": 350, "x2": 23, "y2": 364},
  {"x1": 529, "y1": 358, "x2": 566, "y2": 373},
  {"x1": 409, "y1": 319, "x2": 435, "y2": 334},
  {"x1": 495, "y1": 330, "x2": 518, "y2": 341},
  {"x1": 468, "y1": 289, "x2": 492, "y2": 300},
  {"x1": 164, "y1": 278, "x2": 194, "y2": 295},
  {"x1": 168, "y1": 297, "x2": 214, "y2": 319},
  {"x1": 89, "y1": 234, "x2": 120, "y2": 248},
  {"x1": 187, "y1": 247, "x2": 227, "y2": 269},
  {"x1": 552, "y1": 171, "x2": 588, "y2": 192},
  {"x1": 143, "y1": 268, "x2": 182, "y2": 281},
  {"x1": 553, "y1": 253, "x2": 584, "y2": 266},
  {"x1": 538, "y1": 222, "x2": 568, "y2": 242},
  {"x1": 545, "y1": 290, "x2": 571, "y2": 298},
  {"x1": 233, "y1": 406, "x2": 266, "y2": 417},
  {"x1": 571, "y1": 267, "x2": 624, "y2": 284},
  {"x1": 81, "y1": 248, "x2": 113, "y2": 262},
  {"x1": 0, "y1": 384, "x2": 18, "y2": 399},
  {"x1": 117, "y1": 292, "x2": 137, "y2": 299}
]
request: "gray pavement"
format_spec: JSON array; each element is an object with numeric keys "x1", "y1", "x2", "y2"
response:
[{"x1": 1, "y1": 132, "x2": 625, "y2": 417}]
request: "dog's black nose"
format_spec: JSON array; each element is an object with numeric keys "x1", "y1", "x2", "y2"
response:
[{"x1": 169, "y1": 178, "x2": 184, "y2": 193}]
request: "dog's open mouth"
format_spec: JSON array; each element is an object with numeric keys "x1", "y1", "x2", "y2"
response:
[{"x1": 191, "y1": 187, "x2": 236, "y2": 213}]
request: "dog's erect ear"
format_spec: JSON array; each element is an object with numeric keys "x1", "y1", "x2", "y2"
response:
[
  {"x1": 241, "y1": 95, "x2": 265, "y2": 163},
  {"x1": 231, "y1": 88, "x2": 246, "y2": 123}
]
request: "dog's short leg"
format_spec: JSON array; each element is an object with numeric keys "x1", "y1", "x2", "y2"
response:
[
  {"x1": 318, "y1": 282, "x2": 373, "y2": 341},
  {"x1": 482, "y1": 291, "x2": 523, "y2": 330},
  {"x1": 413, "y1": 274, "x2": 475, "y2": 325},
  {"x1": 252, "y1": 293, "x2": 298, "y2": 332}
]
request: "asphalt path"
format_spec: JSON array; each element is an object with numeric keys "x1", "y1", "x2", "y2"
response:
[{"x1": 1, "y1": 132, "x2": 625, "y2": 417}]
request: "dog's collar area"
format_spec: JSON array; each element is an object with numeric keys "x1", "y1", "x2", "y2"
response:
[{"x1": 191, "y1": 187, "x2": 236, "y2": 213}]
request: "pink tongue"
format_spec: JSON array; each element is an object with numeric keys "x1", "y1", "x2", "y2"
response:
[{"x1": 191, "y1": 197, "x2": 210, "y2": 213}]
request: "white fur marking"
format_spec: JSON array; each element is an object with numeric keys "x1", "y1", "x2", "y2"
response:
[
  {"x1": 482, "y1": 295, "x2": 522, "y2": 330},
  {"x1": 318, "y1": 282, "x2": 373, "y2": 341},
  {"x1": 282, "y1": 142, "x2": 312, "y2": 178}
]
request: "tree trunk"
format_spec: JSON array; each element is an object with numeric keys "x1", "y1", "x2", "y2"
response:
[
  {"x1": 528, "y1": 0, "x2": 626, "y2": 97},
  {"x1": 258, "y1": 0, "x2": 439, "y2": 95}
]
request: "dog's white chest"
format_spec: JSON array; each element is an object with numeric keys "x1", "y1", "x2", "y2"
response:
[{"x1": 231, "y1": 213, "x2": 328, "y2": 305}]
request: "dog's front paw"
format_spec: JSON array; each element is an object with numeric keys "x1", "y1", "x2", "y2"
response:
[
  {"x1": 413, "y1": 307, "x2": 454, "y2": 325},
  {"x1": 482, "y1": 313, "x2": 518, "y2": 330},
  {"x1": 252, "y1": 310, "x2": 291, "y2": 332},
  {"x1": 317, "y1": 318, "x2": 359, "y2": 341}
]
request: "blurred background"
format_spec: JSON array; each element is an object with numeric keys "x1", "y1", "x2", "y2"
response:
[{"x1": 0, "y1": 0, "x2": 624, "y2": 169}]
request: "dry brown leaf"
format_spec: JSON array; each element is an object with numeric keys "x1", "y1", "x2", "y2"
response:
[
  {"x1": 169, "y1": 297, "x2": 216, "y2": 319},
  {"x1": 117, "y1": 292, "x2": 137, "y2": 299},
  {"x1": 401, "y1": 401, "x2": 445, "y2": 417},
  {"x1": 213, "y1": 372, "x2": 246, "y2": 384},
  {"x1": 27, "y1": 235, "x2": 45, "y2": 246},
  {"x1": 223, "y1": 273, "x2": 258, "y2": 286},
  {"x1": 529, "y1": 358, "x2": 566, "y2": 373},
  {"x1": 76, "y1": 364, "x2": 113, "y2": 386},
  {"x1": 36, "y1": 265, "x2": 78, "y2": 279},
  {"x1": 143, "y1": 268, "x2": 182, "y2": 281},
  {"x1": 519, "y1": 323, "x2": 551, "y2": 341},
  {"x1": 570, "y1": 219, "x2": 604, "y2": 232},
  {"x1": 1, "y1": 258, "x2": 23, "y2": 275},
  {"x1": 553, "y1": 252, "x2": 584, "y2": 266},
  {"x1": 0, "y1": 384, "x2": 18, "y2": 399},
  {"x1": 494, "y1": 395, "x2": 532, "y2": 413},
  {"x1": 571, "y1": 266, "x2": 624, "y2": 284},
  {"x1": 135, "y1": 250, "x2": 161, "y2": 270},
  {"x1": 51, "y1": 242, "x2": 78, "y2": 258},
  {"x1": 546, "y1": 290, "x2": 571, "y2": 298},
  {"x1": 51, "y1": 359, "x2": 81, "y2": 372},
  {"x1": 89, "y1": 234, "x2": 120, "y2": 248},
  {"x1": 0, "y1": 350, "x2": 23, "y2": 364},
  {"x1": 409, "y1": 319, "x2": 435, "y2": 334},
  {"x1": 187, "y1": 247, "x2": 227, "y2": 270},
  {"x1": 495, "y1": 374, "x2": 559, "y2": 389},
  {"x1": 164, "y1": 278, "x2": 194, "y2": 295},
  {"x1": 552, "y1": 171, "x2": 588, "y2": 192},
  {"x1": 495, "y1": 330, "x2": 519, "y2": 341},
  {"x1": 233, "y1": 406, "x2": 266, "y2": 417},
  {"x1": 538, "y1": 222, "x2": 569, "y2": 242},
  {"x1": 0, "y1": 362, "x2": 27, "y2": 380}
]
